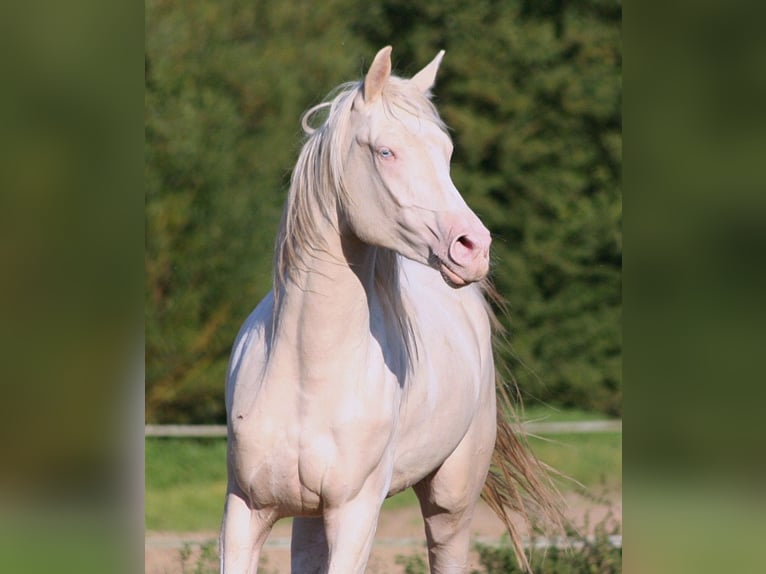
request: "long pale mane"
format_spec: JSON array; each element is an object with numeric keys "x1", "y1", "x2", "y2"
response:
[{"x1": 273, "y1": 81, "x2": 357, "y2": 291}]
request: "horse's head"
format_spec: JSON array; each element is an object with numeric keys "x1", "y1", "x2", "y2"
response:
[{"x1": 341, "y1": 46, "x2": 491, "y2": 287}]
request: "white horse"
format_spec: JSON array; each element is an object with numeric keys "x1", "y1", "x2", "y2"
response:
[{"x1": 221, "y1": 46, "x2": 561, "y2": 574}]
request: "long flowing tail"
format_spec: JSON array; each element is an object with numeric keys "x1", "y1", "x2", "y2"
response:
[{"x1": 480, "y1": 282, "x2": 567, "y2": 572}]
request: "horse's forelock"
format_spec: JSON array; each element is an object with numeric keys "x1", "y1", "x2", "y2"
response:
[{"x1": 379, "y1": 77, "x2": 446, "y2": 133}]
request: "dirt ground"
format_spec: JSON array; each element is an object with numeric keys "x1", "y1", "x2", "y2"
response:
[{"x1": 146, "y1": 491, "x2": 621, "y2": 573}]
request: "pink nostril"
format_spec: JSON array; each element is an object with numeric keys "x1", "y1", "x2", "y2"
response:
[
  {"x1": 457, "y1": 235, "x2": 475, "y2": 252},
  {"x1": 450, "y1": 234, "x2": 483, "y2": 265}
]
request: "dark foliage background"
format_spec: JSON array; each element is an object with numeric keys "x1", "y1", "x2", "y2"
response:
[{"x1": 145, "y1": 0, "x2": 621, "y2": 423}]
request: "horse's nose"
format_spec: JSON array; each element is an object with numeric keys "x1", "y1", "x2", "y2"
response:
[{"x1": 448, "y1": 226, "x2": 491, "y2": 269}]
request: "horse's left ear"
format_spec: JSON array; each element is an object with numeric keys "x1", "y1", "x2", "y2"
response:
[
  {"x1": 364, "y1": 46, "x2": 392, "y2": 103},
  {"x1": 411, "y1": 50, "x2": 446, "y2": 93}
]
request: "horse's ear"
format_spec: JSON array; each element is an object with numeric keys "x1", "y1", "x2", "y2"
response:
[
  {"x1": 363, "y1": 46, "x2": 392, "y2": 103},
  {"x1": 411, "y1": 50, "x2": 445, "y2": 93}
]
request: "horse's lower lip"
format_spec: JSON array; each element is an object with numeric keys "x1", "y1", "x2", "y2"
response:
[{"x1": 439, "y1": 262, "x2": 467, "y2": 287}]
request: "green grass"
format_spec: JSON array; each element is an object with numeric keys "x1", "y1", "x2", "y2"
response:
[
  {"x1": 145, "y1": 438, "x2": 227, "y2": 531},
  {"x1": 146, "y1": 409, "x2": 621, "y2": 531},
  {"x1": 518, "y1": 404, "x2": 621, "y2": 493},
  {"x1": 529, "y1": 433, "x2": 622, "y2": 492},
  {"x1": 520, "y1": 404, "x2": 614, "y2": 423},
  {"x1": 383, "y1": 487, "x2": 419, "y2": 510}
]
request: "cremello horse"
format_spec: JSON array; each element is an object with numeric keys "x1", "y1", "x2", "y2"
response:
[{"x1": 221, "y1": 47, "x2": 560, "y2": 574}]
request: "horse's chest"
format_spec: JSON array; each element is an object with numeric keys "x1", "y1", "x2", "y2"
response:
[{"x1": 232, "y1": 368, "x2": 400, "y2": 508}]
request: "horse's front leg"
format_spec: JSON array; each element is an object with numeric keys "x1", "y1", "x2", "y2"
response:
[
  {"x1": 320, "y1": 473, "x2": 389, "y2": 574},
  {"x1": 219, "y1": 480, "x2": 277, "y2": 574},
  {"x1": 414, "y1": 415, "x2": 496, "y2": 573}
]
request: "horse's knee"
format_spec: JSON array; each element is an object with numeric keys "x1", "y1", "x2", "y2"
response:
[{"x1": 220, "y1": 487, "x2": 276, "y2": 574}]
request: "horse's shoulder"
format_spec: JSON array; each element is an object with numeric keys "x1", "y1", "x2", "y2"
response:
[{"x1": 226, "y1": 290, "x2": 274, "y2": 385}]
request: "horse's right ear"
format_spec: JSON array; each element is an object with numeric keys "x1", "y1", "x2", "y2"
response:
[
  {"x1": 411, "y1": 50, "x2": 445, "y2": 93},
  {"x1": 363, "y1": 46, "x2": 392, "y2": 103}
]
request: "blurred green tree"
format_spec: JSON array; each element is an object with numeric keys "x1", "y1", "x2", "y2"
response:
[{"x1": 145, "y1": 0, "x2": 621, "y2": 422}]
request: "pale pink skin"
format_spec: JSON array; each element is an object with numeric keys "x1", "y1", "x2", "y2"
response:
[{"x1": 221, "y1": 47, "x2": 495, "y2": 574}]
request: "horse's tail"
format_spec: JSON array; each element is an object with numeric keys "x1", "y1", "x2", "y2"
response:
[{"x1": 479, "y1": 281, "x2": 568, "y2": 573}]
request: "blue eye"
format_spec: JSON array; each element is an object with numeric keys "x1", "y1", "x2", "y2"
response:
[{"x1": 378, "y1": 147, "x2": 394, "y2": 159}]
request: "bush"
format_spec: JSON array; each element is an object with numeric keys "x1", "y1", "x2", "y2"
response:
[
  {"x1": 178, "y1": 541, "x2": 279, "y2": 574},
  {"x1": 395, "y1": 511, "x2": 622, "y2": 574},
  {"x1": 179, "y1": 541, "x2": 217, "y2": 574},
  {"x1": 472, "y1": 511, "x2": 622, "y2": 574},
  {"x1": 396, "y1": 552, "x2": 428, "y2": 574}
]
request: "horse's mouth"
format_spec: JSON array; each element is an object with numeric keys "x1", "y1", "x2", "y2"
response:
[{"x1": 438, "y1": 261, "x2": 468, "y2": 288}]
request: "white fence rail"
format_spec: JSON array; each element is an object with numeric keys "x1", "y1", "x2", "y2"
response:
[
  {"x1": 145, "y1": 424, "x2": 227, "y2": 437},
  {"x1": 524, "y1": 419, "x2": 621, "y2": 434},
  {"x1": 145, "y1": 419, "x2": 621, "y2": 438}
]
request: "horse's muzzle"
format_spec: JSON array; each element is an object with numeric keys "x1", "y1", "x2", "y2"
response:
[{"x1": 441, "y1": 225, "x2": 491, "y2": 286}]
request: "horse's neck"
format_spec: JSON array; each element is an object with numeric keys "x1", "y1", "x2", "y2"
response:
[{"x1": 274, "y1": 233, "x2": 382, "y2": 377}]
